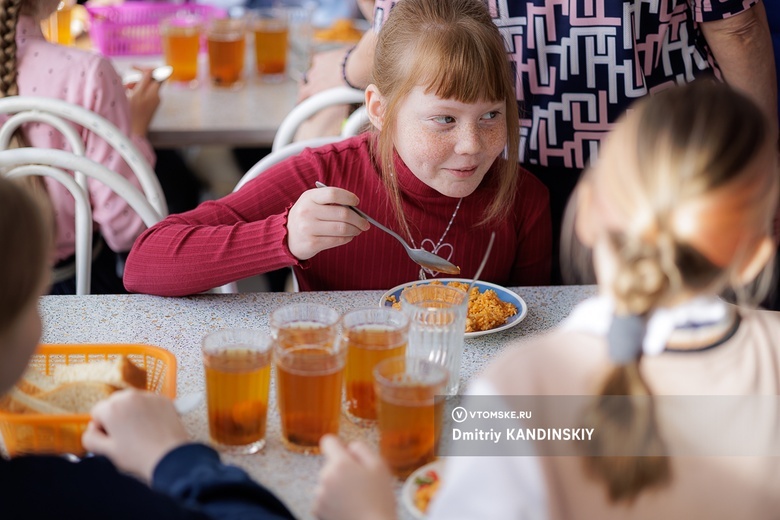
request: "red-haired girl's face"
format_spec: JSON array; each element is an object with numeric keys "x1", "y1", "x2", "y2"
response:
[{"x1": 392, "y1": 86, "x2": 507, "y2": 198}]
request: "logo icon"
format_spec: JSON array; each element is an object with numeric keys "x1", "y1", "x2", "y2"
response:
[{"x1": 451, "y1": 406, "x2": 467, "y2": 423}]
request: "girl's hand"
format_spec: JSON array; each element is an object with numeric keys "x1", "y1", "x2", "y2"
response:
[
  {"x1": 286, "y1": 186, "x2": 370, "y2": 261},
  {"x1": 297, "y1": 46, "x2": 351, "y2": 102},
  {"x1": 313, "y1": 435, "x2": 397, "y2": 520},
  {"x1": 126, "y1": 69, "x2": 162, "y2": 137},
  {"x1": 82, "y1": 389, "x2": 189, "y2": 483}
]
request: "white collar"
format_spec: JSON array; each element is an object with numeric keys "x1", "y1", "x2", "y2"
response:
[{"x1": 561, "y1": 295, "x2": 730, "y2": 356}]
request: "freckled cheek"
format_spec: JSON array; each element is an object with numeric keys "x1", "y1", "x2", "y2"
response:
[
  {"x1": 483, "y1": 126, "x2": 507, "y2": 157},
  {"x1": 406, "y1": 130, "x2": 453, "y2": 165}
]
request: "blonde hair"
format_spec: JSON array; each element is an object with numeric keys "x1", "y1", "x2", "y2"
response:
[
  {"x1": 0, "y1": 177, "x2": 51, "y2": 334},
  {"x1": 579, "y1": 81, "x2": 777, "y2": 502},
  {"x1": 370, "y1": 0, "x2": 520, "y2": 238}
]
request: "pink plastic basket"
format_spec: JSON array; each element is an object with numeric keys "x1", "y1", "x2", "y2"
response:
[{"x1": 87, "y1": 2, "x2": 224, "y2": 56}]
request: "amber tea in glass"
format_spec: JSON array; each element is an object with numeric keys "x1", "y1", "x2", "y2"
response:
[
  {"x1": 42, "y1": 0, "x2": 74, "y2": 46},
  {"x1": 374, "y1": 356, "x2": 447, "y2": 478},
  {"x1": 342, "y1": 308, "x2": 408, "y2": 424},
  {"x1": 161, "y1": 14, "x2": 203, "y2": 84},
  {"x1": 252, "y1": 8, "x2": 288, "y2": 81},
  {"x1": 275, "y1": 342, "x2": 345, "y2": 454},
  {"x1": 207, "y1": 18, "x2": 246, "y2": 88},
  {"x1": 202, "y1": 329, "x2": 272, "y2": 454},
  {"x1": 270, "y1": 303, "x2": 340, "y2": 349}
]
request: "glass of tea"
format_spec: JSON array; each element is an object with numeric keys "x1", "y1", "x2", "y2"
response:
[
  {"x1": 270, "y1": 303, "x2": 342, "y2": 454},
  {"x1": 41, "y1": 0, "x2": 74, "y2": 46},
  {"x1": 342, "y1": 308, "x2": 408, "y2": 425},
  {"x1": 202, "y1": 328, "x2": 272, "y2": 455},
  {"x1": 270, "y1": 303, "x2": 340, "y2": 349},
  {"x1": 274, "y1": 340, "x2": 346, "y2": 454},
  {"x1": 206, "y1": 17, "x2": 247, "y2": 88},
  {"x1": 161, "y1": 13, "x2": 203, "y2": 85},
  {"x1": 250, "y1": 8, "x2": 288, "y2": 82},
  {"x1": 374, "y1": 356, "x2": 448, "y2": 479},
  {"x1": 400, "y1": 284, "x2": 468, "y2": 395}
]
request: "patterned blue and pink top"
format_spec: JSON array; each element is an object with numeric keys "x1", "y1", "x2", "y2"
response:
[{"x1": 374, "y1": 0, "x2": 759, "y2": 170}]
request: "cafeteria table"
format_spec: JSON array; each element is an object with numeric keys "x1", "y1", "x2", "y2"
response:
[
  {"x1": 111, "y1": 55, "x2": 300, "y2": 148},
  {"x1": 37, "y1": 285, "x2": 597, "y2": 519}
]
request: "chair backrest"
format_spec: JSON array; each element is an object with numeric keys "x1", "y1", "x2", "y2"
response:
[
  {"x1": 0, "y1": 96, "x2": 168, "y2": 217},
  {"x1": 272, "y1": 86, "x2": 367, "y2": 152},
  {"x1": 0, "y1": 148, "x2": 163, "y2": 295},
  {"x1": 235, "y1": 135, "x2": 343, "y2": 192},
  {"x1": 218, "y1": 136, "x2": 347, "y2": 293}
]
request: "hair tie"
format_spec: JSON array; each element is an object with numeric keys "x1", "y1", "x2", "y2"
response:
[{"x1": 607, "y1": 314, "x2": 646, "y2": 365}]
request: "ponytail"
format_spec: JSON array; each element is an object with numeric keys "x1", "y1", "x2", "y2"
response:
[
  {"x1": 583, "y1": 360, "x2": 670, "y2": 502},
  {"x1": 582, "y1": 232, "x2": 674, "y2": 502}
]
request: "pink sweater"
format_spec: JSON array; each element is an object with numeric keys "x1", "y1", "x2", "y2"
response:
[
  {"x1": 124, "y1": 134, "x2": 551, "y2": 295},
  {"x1": 11, "y1": 16, "x2": 154, "y2": 261}
]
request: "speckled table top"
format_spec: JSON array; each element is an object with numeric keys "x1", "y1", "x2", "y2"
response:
[{"x1": 38, "y1": 285, "x2": 597, "y2": 519}]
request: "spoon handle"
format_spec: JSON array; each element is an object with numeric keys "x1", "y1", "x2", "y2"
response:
[
  {"x1": 467, "y1": 231, "x2": 496, "y2": 294},
  {"x1": 314, "y1": 181, "x2": 411, "y2": 247}
]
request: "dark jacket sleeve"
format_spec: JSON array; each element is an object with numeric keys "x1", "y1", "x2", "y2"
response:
[
  {"x1": 1, "y1": 445, "x2": 294, "y2": 520},
  {"x1": 152, "y1": 443, "x2": 296, "y2": 520}
]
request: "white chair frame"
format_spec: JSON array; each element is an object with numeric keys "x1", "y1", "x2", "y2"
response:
[
  {"x1": 221, "y1": 135, "x2": 348, "y2": 294},
  {"x1": 271, "y1": 86, "x2": 367, "y2": 152},
  {"x1": 235, "y1": 136, "x2": 343, "y2": 192},
  {"x1": 0, "y1": 96, "x2": 168, "y2": 217},
  {"x1": 0, "y1": 148, "x2": 163, "y2": 295}
]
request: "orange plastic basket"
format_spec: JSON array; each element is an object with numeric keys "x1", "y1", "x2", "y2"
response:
[{"x1": 0, "y1": 344, "x2": 177, "y2": 457}]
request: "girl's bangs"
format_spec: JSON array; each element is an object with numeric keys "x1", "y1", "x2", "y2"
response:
[{"x1": 410, "y1": 34, "x2": 508, "y2": 103}]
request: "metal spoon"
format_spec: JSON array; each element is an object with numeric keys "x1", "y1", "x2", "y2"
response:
[
  {"x1": 122, "y1": 65, "x2": 174, "y2": 86},
  {"x1": 314, "y1": 181, "x2": 460, "y2": 275},
  {"x1": 467, "y1": 231, "x2": 496, "y2": 294}
]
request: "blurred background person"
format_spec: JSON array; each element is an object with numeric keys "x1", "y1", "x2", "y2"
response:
[
  {"x1": 0, "y1": 0, "x2": 163, "y2": 294},
  {"x1": 314, "y1": 80, "x2": 780, "y2": 520}
]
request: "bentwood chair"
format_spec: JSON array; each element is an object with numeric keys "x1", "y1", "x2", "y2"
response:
[
  {"x1": 0, "y1": 148, "x2": 163, "y2": 295},
  {"x1": 0, "y1": 96, "x2": 168, "y2": 217},
  {"x1": 271, "y1": 86, "x2": 368, "y2": 151},
  {"x1": 220, "y1": 133, "x2": 354, "y2": 294}
]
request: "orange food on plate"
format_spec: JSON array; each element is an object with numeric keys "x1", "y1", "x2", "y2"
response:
[
  {"x1": 413, "y1": 469, "x2": 441, "y2": 514},
  {"x1": 314, "y1": 19, "x2": 364, "y2": 43},
  {"x1": 388, "y1": 280, "x2": 518, "y2": 333}
]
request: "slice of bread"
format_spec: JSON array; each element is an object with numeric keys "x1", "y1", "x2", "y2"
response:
[
  {"x1": 35, "y1": 382, "x2": 117, "y2": 414},
  {"x1": 15, "y1": 366, "x2": 57, "y2": 395},
  {"x1": 3, "y1": 388, "x2": 70, "y2": 414},
  {"x1": 54, "y1": 356, "x2": 147, "y2": 390}
]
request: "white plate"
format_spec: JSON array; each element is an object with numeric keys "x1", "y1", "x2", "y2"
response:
[
  {"x1": 379, "y1": 278, "x2": 527, "y2": 339},
  {"x1": 401, "y1": 460, "x2": 445, "y2": 520}
]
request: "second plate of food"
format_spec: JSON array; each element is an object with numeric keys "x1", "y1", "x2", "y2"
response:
[
  {"x1": 379, "y1": 278, "x2": 527, "y2": 339},
  {"x1": 401, "y1": 459, "x2": 445, "y2": 519}
]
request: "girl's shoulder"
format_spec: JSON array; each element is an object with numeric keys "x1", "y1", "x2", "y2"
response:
[{"x1": 482, "y1": 328, "x2": 609, "y2": 396}]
